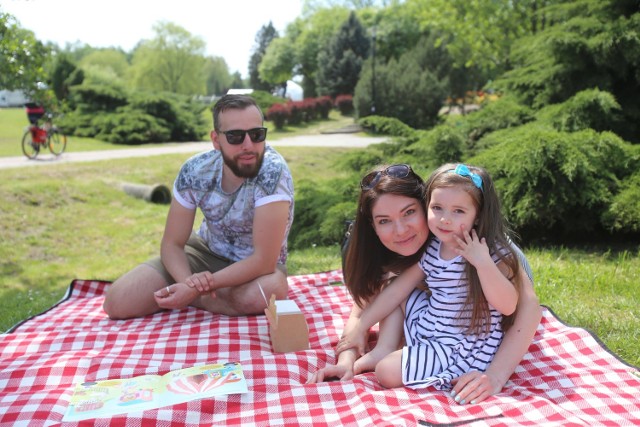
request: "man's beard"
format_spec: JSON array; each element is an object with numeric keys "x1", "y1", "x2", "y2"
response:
[{"x1": 221, "y1": 149, "x2": 265, "y2": 178}]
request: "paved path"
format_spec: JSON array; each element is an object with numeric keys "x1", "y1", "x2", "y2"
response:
[{"x1": 0, "y1": 133, "x2": 388, "y2": 170}]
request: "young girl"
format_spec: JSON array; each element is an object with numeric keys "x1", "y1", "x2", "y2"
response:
[{"x1": 336, "y1": 163, "x2": 523, "y2": 394}]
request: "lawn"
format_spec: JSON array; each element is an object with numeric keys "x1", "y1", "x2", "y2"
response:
[{"x1": 0, "y1": 108, "x2": 638, "y2": 368}]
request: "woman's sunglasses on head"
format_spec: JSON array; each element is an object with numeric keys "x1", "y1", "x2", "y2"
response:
[
  {"x1": 360, "y1": 164, "x2": 414, "y2": 190},
  {"x1": 219, "y1": 127, "x2": 267, "y2": 145}
]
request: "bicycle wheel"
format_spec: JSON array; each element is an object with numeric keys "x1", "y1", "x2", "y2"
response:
[
  {"x1": 48, "y1": 129, "x2": 67, "y2": 156},
  {"x1": 21, "y1": 129, "x2": 40, "y2": 159}
]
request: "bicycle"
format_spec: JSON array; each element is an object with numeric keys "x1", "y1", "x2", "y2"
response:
[{"x1": 21, "y1": 111, "x2": 67, "y2": 159}]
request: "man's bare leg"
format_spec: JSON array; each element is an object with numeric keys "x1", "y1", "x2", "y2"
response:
[
  {"x1": 103, "y1": 265, "x2": 170, "y2": 319},
  {"x1": 191, "y1": 266, "x2": 288, "y2": 316}
]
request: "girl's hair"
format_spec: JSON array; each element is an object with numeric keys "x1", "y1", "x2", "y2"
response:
[
  {"x1": 425, "y1": 163, "x2": 522, "y2": 333},
  {"x1": 344, "y1": 165, "x2": 427, "y2": 307}
]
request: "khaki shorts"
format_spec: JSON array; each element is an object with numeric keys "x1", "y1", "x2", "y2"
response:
[{"x1": 144, "y1": 232, "x2": 233, "y2": 284}]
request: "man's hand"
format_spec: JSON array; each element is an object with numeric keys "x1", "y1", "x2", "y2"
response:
[
  {"x1": 154, "y1": 282, "x2": 199, "y2": 310},
  {"x1": 185, "y1": 271, "x2": 216, "y2": 296}
]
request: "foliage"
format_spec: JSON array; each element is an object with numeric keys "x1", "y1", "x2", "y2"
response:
[
  {"x1": 128, "y1": 22, "x2": 207, "y2": 95},
  {"x1": 289, "y1": 178, "x2": 355, "y2": 248},
  {"x1": 266, "y1": 104, "x2": 289, "y2": 130},
  {"x1": 316, "y1": 96, "x2": 333, "y2": 119},
  {"x1": 535, "y1": 88, "x2": 622, "y2": 133},
  {"x1": 0, "y1": 11, "x2": 48, "y2": 95},
  {"x1": 203, "y1": 56, "x2": 233, "y2": 96},
  {"x1": 60, "y1": 83, "x2": 206, "y2": 144},
  {"x1": 92, "y1": 110, "x2": 171, "y2": 144},
  {"x1": 50, "y1": 53, "x2": 85, "y2": 102},
  {"x1": 358, "y1": 115, "x2": 416, "y2": 137},
  {"x1": 354, "y1": 35, "x2": 449, "y2": 129},
  {"x1": 335, "y1": 94, "x2": 354, "y2": 115},
  {"x1": 495, "y1": 0, "x2": 640, "y2": 142},
  {"x1": 470, "y1": 125, "x2": 633, "y2": 241},
  {"x1": 316, "y1": 11, "x2": 370, "y2": 97},
  {"x1": 249, "y1": 22, "x2": 279, "y2": 92},
  {"x1": 249, "y1": 90, "x2": 287, "y2": 115},
  {"x1": 603, "y1": 170, "x2": 640, "y2": 233},
  {"x1": 406, "y1": 0, "x2": 548, "y2": 82},
  {"x1": 457, "y1": 96, "x2": 535, "y2": 154},
  {"x1": 258, "y1": 38, "x2": 297, "y2": 88}
]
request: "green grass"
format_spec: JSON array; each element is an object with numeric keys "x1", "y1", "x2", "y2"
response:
[
  {"x1": 0, "y1": 108, "x2": 638, "y2": 368},
  {"x1": 0, "y1": 107, "x2": 356, "y2": 157}
]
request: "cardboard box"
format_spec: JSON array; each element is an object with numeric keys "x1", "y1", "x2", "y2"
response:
[{"x1": 262, "y1": 290, "x2": 309, "y2": 353}]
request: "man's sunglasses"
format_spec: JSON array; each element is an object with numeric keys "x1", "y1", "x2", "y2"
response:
[
  {"x1": 219, "y1": 127, "x2": 267, "y2": 145},
  {"x1": 360, "y1": 164, "x2": 414, "y2": 190}
]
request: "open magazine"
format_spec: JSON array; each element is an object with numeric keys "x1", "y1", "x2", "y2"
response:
[{"x1": 63, "y1": 362, "x2": 248, "y2": 422}]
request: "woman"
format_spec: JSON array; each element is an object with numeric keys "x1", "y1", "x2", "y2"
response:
[{"x1": 307, "y1": 164, "x2": 541, "y2": 405}]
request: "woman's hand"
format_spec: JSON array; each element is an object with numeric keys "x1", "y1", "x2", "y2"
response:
[
  {"x1": 306, "y1": 363, "x2": 355, "y2": 384},
  {"x1": 450, "y1": 370, "x2": 502, "y2": 405},
  {"x1": 154, "y1": 282, "x2": 199, "y2": 310}
]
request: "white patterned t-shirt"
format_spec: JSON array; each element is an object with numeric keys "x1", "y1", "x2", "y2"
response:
[{"x1": 172, "y1": 145, "x2": 294, "y2": 264}]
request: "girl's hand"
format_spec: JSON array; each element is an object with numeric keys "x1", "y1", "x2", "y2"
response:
[
  {"x1": 336, "y1": 327, "x2": 367, "y2": 357},
  {"x1": 185, "y1": 271, "x2": 215, "y2": 293},
  {"x1": 454, "y1": 227, "x2": 492, "y2": 268},
  {"x1": 450, "y1": 370, "x2": 502, "y2": 405}
]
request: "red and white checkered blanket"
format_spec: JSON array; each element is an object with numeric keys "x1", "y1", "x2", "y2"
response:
[{"x1": 1, "y1": 271, "x2": 639, "y2": 426}]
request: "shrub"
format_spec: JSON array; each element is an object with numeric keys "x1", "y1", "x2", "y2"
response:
[
  {"x1": 536, "y1": 88, "x2": 622, "y2": 133},
  {"x1": 316, "y1": 96, "x2": 333, "y2": 119},
  {"x1": 471, "y1": 125, "x2": 631, "y2": 241},
  {"x1": 461, "y1": 96, "x2": 535, "y2": 152},
  {"x1": 92, "y1": 110, "x2": 171, "y2": 144},
  {"x1": 249, "y1": 90, "x2": 286, "y2": 114},
  {"x1": 430, "y1": 125, "x2": 464, "y2": 165},
  {"x1": 358, "y1": 115, "x2": 415, "y2": 137},
  {"x1": 335, "y1": 94, "x2": 354, "y2": 116},
  {"x1": 266, "y1": 103, "x2": 289, "y2": 130},
  {"x1": 287, "y1": 101, "x2": 304, "y2": 125}
]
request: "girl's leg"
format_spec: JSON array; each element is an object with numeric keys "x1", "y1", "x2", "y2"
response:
[
  {"x1": 375, "y1": 349, "x2": 404, "y2": 388},
  {"x1": 354, "y1": 306, "x2": 404, "y2": 374}
]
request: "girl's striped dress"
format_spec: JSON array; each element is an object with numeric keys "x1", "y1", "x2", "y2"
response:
[{"x1": 402, "y1": 237, "x2": 506, "y2": 390}]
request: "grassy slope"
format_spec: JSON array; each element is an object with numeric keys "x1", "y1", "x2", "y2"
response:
[{"x1": 0, "y1": 108, "x2": 638, "y2": 367}]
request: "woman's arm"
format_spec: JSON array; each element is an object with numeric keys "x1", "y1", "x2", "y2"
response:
[
  {"x1": 451, "y1": 269, "x2": 542, "y2": 404},
  {"x1": 307, "y1": 304, "x2": 365, "y2": 383},
  {"x1": 336, "y1": 263, "x2": 424, "y2": 355}
]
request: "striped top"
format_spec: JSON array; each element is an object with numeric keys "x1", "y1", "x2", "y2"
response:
[{"x1": 402, "y1": 237, "x2": 508, "y2": 390}]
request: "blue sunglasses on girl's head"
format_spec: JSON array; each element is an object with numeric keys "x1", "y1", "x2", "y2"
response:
[{"x1": 219, "y1": 127, "x2": 267, "y2": 145}]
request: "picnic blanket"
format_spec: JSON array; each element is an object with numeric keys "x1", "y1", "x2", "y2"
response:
[{"x1": 1, "y1": 270, "x2": 639, "y2": 426}]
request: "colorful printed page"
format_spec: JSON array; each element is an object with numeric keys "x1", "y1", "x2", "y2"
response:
[{"x1": 63, "y1": 362, "x2": 248, "y2": 422}]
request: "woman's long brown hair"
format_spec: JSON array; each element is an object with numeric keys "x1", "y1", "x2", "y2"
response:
[{"x1": 344, "y1": 165, "x2": 427, "y2": 307}]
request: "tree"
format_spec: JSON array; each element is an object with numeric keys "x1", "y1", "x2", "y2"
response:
[
  {"x1": 248, "y1": 22, "x2": 279, "y2": 92},
  {"x1": 261, "y1": 8, "x2": 350, "y2": 97},
  {"x1": 316, "y1": 12, "x2": 370, "y2": 97},
  {"x1": 495, "y1": 0, "x2": 640, "y2": 142},
  {"x1": 354, "y1": 34, "x2": 449, "y2": 128},
  {"x1": 203, "y1": 56, "x2": 233, "y2": 96},
  {"x1": 259, "y1": 38, "x2": 296, "y2": 91},
  {"x1": 129, "y1": 21, "x2": 207, "y2": 95},
  {"x1": 50, "y1": 53, "x2": 85, "y2": 103},
  {"x1": 405, "y1": 0, "x2": 552, "y2": 83},
  {"x1": 0, "y1": 11, "x2": 49, "y2": 95}
]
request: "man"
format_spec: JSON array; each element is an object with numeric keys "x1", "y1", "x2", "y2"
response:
[{"x1": 103, "y1": 95, "x2": 294, "y2": 319}]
